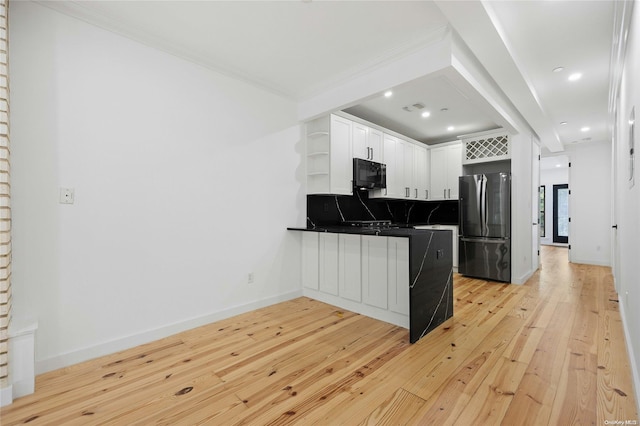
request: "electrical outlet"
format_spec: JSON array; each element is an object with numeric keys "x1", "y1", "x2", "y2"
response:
[
  {"x1": 59, "y1": 188, "x2": 74, "y2": 204},
  {"x1": 248, "y1": 272, "x2": 254, "y2": 284}
]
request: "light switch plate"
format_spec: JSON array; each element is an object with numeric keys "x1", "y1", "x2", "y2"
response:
[{"x1": 59, "y1": 188, "x2": 74, "y2": 204}]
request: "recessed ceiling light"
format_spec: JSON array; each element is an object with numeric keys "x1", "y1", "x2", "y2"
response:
[
  {"x1": 553, "y1": 67, "x2": 565, "y2": 73},
  {"x1": 421, "y1": 111, "x2": 431, "y2": 118},
  {"x1": 447, "y1": 126, "x2": 455, "y2": 131},
  {"x1": 384, "y1": 90, "x2": 393, "y2": 98},
  {"x1": 568, "y1": 73, "x2": 582, "y2": 81},
  {"x1": 555, "y1": 164, "x2": 562, "y2": 168},
  {"x1": 560, "y1": 121, "x2": 568, "y2": 125},
  {"x1": 581, "y1": 126, "x2": 590, "y2": 132}
]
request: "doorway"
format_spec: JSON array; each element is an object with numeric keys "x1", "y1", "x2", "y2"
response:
[{"x1": 553, "y1": 184, "x2": 569, "y2": 244}]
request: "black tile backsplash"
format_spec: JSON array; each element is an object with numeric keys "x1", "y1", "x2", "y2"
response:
[{"x1": 307, "y1": 192, "x2": 459, "y2": 227}]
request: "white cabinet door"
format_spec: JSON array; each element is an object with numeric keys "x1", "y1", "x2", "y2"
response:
[
  {"x1": 338, "y1": 234, "x2": 361, "y2": 302},
  {"x1": 400, "y1": 141, "x2": 415, "y2": 199},
  {"x1": 368, "y1": 128, "x2": 383, "y2": 162},
  {"x1": 414, "y1": 144, "x2": 429, "y2": 200},
  {"x1": 430, "y1": 145, "x2": 448, "y2": 200},
  {"x1": 301, "y1": 232, "x2": 319, "y2": 290},
  {"x1": 387, "y1": 237, "x2": 410, "y2": 315},
  {"x1": 351, "y1": 122, "x2": 369, "y2": 161},
  {"x1": 330, "y1": 115, "x2": 353, "y2": 195},
  {"x1": 447, "y1": 144, "x2": 462, "y2": 199},
  {"x1": 319, "y1": 233, "x2": 339, "y2": 295},
  {"x1": 430, "y1": 143, "x2": 461, "y2": 200},
  {"x1": 352, "y1": 123, "x2": 383, "y2": 163},
  {"x1": 361, "y1": 235, "x2": 388, "y2": 309},
  {"x1": 372, "y1": 133, "x2": 399, "y2": 199}
]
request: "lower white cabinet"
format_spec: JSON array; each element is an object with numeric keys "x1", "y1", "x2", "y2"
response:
[
  {"x1": 301, "y1": 232, "x2": 319, "y2": 290},
  {"x1": 387, "y1": 237, "x2": 410, "y2": 315},
  {"x1": 299, "y1": 231, "x2": 410, "y2": 328},
  {"x1": 361, "y1": 235, "x2": 388, "y2": 309},
  {"x1": 338, "y1": 234, "x2": 361, "y2": 302},
  {"x1": 318, "y1": 233, "x2": 339, "y2": 296}
]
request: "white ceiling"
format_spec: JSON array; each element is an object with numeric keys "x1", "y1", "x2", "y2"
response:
[
  {"x1": 486, "y1": 0, "x2": 614, "y2": 149},
  {"x1": 36, "y1": 0, "x2": 616, "y2": 151}
]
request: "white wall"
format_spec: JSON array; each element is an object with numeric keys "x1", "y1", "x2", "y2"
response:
[
  {"x1": 510, "y1": 132, "x2": 536, "y2": 284},
  {"x1": 10, "y1": 2, "x2": 305, "y2": 373},
  {"x1": 539, "y1": 166, "x2": 569, "y2": 246},
  {"x1": 613, "y1": 0, "x2": 640, "y2": 410}
]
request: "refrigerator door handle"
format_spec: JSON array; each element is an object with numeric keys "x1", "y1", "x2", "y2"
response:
[{"x1": 481, "y1": 174, "x2": 488, "y2": 236}]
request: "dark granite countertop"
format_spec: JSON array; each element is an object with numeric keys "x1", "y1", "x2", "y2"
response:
[{"x1": 287, "y1": 226, "x2": 453, "y2": 238}]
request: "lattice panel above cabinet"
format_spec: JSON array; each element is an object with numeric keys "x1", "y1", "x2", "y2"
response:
[{"x1": 462, "y1": 133, "x2": 510, "y2": 165}]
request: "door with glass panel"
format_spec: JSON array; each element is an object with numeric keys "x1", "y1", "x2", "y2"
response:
[{"x1": 553, "y1": 184, "x2": 569, "y2": 244}]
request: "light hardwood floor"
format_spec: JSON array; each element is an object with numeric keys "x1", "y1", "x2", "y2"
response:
[{"x1": 1, "y1": 246, "x2": 637, "y2": 425}]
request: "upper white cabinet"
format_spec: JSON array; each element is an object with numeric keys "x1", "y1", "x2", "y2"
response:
[
  {"x1": 430, "y1": 143, "x2": 462, "y2": 200},
  {"x1": 399, "y1": 140, "x2": 415, "y2": 199},
  {"x1": 372, "y1": 134, "x2": 402, "y2": 199},
  {"x1": 414, "y1": 144, "x2": 430, "y2": 200},
  {"x1": 352, "y1": 122, "x2": 382, "y2": 162},
  {"x1": 372, "y1": 136, "x2": 429, "y2": 200},
  {"x1": 306, "y1": 113, "x2": 430, "y2": 200},
  {"x1": 306, "y1": 114, "x2": 353, "y2": 196}
]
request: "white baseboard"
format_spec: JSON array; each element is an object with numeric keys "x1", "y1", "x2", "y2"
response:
[
  {"x1": 36, "y1": 290, "x2": 303, "y2": 375},
  {"x1": 619, "y1": 300, "x2": 640, "y2": 414},
  {"x1": 569, "y1": 257, "x2": 611, "y2": 267},
  {"x1": 0, "y1": 384, "x2": 12, "y2": 407},
  {"x1": 512, "y1": 268, "x2": 536, "y2": 285}
]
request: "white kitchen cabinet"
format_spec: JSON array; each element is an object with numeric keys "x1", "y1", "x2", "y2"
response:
[
  {"x1": 371, "y1": 134, "x2": 401, "y2": 199},
  {"x1": 387, "y1": 237, "x2": 410, "y2": 315},
  {"x1": 338, "y1": 234, "x2": 361, "y2": 302},
  {"x1": 399, "y1": 140, "x2": 415, "y2": 199},
  {"x1": 414, "y1": 225, "x2": 459, "y2": 270},
  {"x1": 430, "y1": 143, "x2": 462, "y2": 200},
  {"x1": 361, "y1": 235, "x2": 388, "y2": 309},
  {"x1": 306, "y1": 114, "x2": 353, "y2": 195},
  {"x1": 414, "y1": 144, "x2": 430, "y2": 200},
  {"x1": 296, "y1": 231, "x2": 410, "y2": 329},
  {"x1": 372, "y1": 137, "x2": 429, "y2": 201},
  {"x1": 352, "y1": 122, "x2": 382, "y2": 162},
  {"x1": 301, "y1": 232, "x2": 319, "y2": 290},
  {"x1": 318, "y1": 233, "x2": 339, "y2": 295}
]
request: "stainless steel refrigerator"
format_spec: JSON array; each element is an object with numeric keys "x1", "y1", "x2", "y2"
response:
[{"x1": 459, "y1": 172, "x2": 511, "y2": 282}]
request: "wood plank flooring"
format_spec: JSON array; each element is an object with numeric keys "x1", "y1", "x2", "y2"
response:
[{"x1": 1, "y1": 246, "x2": 637, "y2": 425}]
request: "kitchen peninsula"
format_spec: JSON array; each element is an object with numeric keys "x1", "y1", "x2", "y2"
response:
[{"x1": 287, "y1": 225, "x2": 453, "y2": 343}]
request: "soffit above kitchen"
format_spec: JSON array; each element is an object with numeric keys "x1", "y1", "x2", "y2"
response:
[
  {"x1": 437, "y1": 0, "x2": 616, "y2": 152},
  {"x1": 35, "y1": 0, "x2": 616, "y2": 153}
]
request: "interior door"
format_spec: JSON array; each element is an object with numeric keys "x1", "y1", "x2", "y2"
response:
[
  {"x1": 532, "y1": 142, "x2": 540, "y2": 270},
  {"x1": 553, "y1": 184, "x2": 569, "y2": 244}
]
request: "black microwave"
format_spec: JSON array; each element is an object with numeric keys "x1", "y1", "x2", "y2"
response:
[{"x1": 353, "y1": 158, "x2": 386, "y2": 189}]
